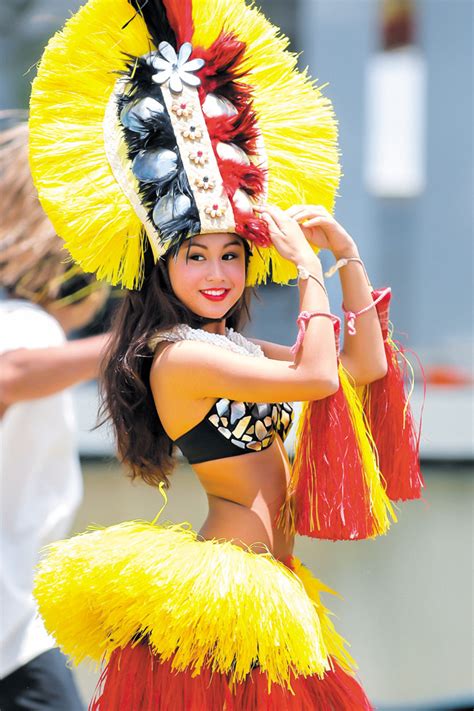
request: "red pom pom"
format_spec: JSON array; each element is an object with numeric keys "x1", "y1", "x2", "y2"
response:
[
  {"x1": 292, "y1": 390, "x2": 378, "y2": 540},
  {"x1": 365, "y1": 289, "x2": 424, "y2": 502},
  {"x1": 282, "y1": 320, "x2": 383, "y2": 541}
]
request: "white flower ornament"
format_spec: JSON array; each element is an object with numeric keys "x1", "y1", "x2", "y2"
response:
[{"x1": 149, "y1": 42, "x2": 205, "y2": 94}]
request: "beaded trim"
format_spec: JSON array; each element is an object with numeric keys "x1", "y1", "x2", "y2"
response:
[
  {"x1": 148, "y1": 324, "x2": 264, "y2": 358},
  {"x1": 159, "y1": 81, "x2": 236, "y2": 235}
]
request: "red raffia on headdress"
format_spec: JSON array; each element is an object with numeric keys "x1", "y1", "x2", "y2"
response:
[
  {"x1": 364, "y1": 288, "x2": 424, "y2": 501},
  {"x1": 193, "y1": 31, "x2": 266, "y2": 246},
  {"x1": 162, "y1": 0, "x2": 194, "y2": 44},
  {"x1": 207, "y1": 108, "x2": 260, "y2": 155},
  {"x1": 194, "y1": 33, "x2": 252, "y2": 109},
  {"x1": 232, "y1": 205, "x2": 271, "y2": 247},
  {"x1": 279, "y1": 319, "x2": 378, "y2": 540},
  {"x1": 204, "y1": 92, "x2": 264, "y2": 243},
  {"x1": 218, "y1": 159, "x2": 266, "y2": 197},
  {"x1": 193, "y1": 32, "x2": 257, "y2": 153},
  {"x1": 218, "y1": 158, "x2": 268, "y2": 247},
  {"x1": 90, "y1": 644, "x2": 373, "y2": 711}
]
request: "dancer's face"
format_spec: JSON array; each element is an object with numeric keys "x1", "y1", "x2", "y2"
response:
[{"x1": 168, "y1": 233, "x2": 247, "y2": 320}]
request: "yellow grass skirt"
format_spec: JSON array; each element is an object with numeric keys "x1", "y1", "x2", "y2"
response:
[{"x1": 34, "y1": 517, "x2": 357, "y2": 691}]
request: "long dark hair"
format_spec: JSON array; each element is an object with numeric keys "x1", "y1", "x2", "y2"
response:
[{"x1": 100, "y1": 245, "x2": 252, "y2": 489}]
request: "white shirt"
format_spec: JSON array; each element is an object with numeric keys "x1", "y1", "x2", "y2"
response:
[{"x1": 0, "y1": 300, "x2": 83, "y2": 678}]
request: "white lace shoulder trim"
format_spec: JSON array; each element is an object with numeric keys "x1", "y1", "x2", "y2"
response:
[{"x1": 148, "y1": 324, "x2": 264, "y2": 358}]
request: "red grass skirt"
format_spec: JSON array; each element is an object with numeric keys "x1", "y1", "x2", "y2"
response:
[
  {"x1": 34, "y1": 514, "x2": 374, "y2": 710},
  {"x1": 89, "y1": 553, "x2": 373, "y2": 710},
  {"x1": 89, "y1": 643, "x2": 373, "y2": 710}
]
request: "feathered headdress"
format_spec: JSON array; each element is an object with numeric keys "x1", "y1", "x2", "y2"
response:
[{"x1": 29, "y1": 0, "x2": 341, "y2": 289}]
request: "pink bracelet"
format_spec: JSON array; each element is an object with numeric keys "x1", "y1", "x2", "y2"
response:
[
  {"x1": 342, "y1": 287, "x2": 391, "y2": 335},
  {"x1": 291, "y1": 310, "x2": 341, "y2": 357}
]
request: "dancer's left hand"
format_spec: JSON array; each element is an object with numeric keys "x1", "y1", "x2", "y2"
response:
[{"x1": 286, "y1": 204, "x2": 359, "y2": 259}]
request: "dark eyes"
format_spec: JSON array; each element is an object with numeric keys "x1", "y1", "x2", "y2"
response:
[{"x1": 188, "y1": 252, "x2": 239, "y2": 261}]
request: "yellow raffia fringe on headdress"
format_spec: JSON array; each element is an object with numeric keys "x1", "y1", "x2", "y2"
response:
[
  {"x1": 29, "y1": 0, "x2": 341, "y2": 289},
  {"x1": 29, "y1": 1, "x2": 149, "y2": 289},
  {"x1": 33, "y1": 518, "x2": 355, "y2": 689}
]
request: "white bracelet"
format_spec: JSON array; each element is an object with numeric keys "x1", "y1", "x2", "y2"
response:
[
  {"x1": 324, "y1": 257, "x2": 372, "y2": 288},
  {"x1": 296, "y1": 264, "x2": 328, "y2": 296}
]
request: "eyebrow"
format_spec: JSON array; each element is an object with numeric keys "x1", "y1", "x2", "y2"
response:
[{"x1": 188, "y1": 239, "x2": 243, "y2": 250}]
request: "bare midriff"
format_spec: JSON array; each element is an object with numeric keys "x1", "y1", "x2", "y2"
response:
[
  {"x1": 193, "y1": 435, "x2": 294, "y2": 561},
  {"x1": 152, "y1": 347, "x2": 295, "y2": 561}
]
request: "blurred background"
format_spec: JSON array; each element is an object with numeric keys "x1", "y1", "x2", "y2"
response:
[{"x1": 1, "y1": 0, "x2": 472, "y2": 708}]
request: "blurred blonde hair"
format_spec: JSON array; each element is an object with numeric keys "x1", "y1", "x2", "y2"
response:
[{"x1": 0, "y1": 114, "x2": 96, "y2": 306}]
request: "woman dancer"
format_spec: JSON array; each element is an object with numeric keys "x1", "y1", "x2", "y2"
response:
[
  {"x1": 29, "y1": 0, "x2": 422, "y2": 707},
  {"x1": 92, "y1": 206, "x2": 384, "y2": 710}
]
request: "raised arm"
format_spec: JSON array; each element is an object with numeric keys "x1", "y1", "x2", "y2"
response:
[
  {"x1": 248, "y1": 338, "x2": 292, "y2": 362},
  {"x1": 0, "y1": 333, "x2": 110, "y2": 406},
  {"x1": 288, "y1": 204, "x2": 387, "y2": 385},
  {"x1": 331, "y1": 244, "x2": 387, "y2": 384},
  {"x1": 152, "y1": 206, "x2": 339, "y2": 404}
]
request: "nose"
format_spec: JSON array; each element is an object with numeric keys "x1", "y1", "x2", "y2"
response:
[{"x1": 205, "y1": 259, "x2": 227, "y2": 283}]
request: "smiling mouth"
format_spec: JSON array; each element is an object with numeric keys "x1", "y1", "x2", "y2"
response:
[{"x1": 200, "y1": 288, "x2": 231, "y2": 302}]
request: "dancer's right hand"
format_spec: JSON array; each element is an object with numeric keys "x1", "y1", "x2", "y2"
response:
[{"x1": 258, "y1": 204, "x2": 321, "y2": 268}]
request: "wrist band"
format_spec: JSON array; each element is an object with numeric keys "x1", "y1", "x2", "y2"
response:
[
  {"x1": 342, "y1": 287, "x2": 391, "y2": 335},
  {"x1": 291, "y1": 310, "x2": 341, "y2": 357},
  {"x1": 296, "y1": 264, "x2": 328, "y2": 297},
  {"x1": 324, "y1": 256, "x2": 372, "y2": 288}
]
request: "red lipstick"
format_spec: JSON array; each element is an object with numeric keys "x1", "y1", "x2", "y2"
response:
[{"x1": 200, "y1": 289, "x2": 230, "y2": 302}]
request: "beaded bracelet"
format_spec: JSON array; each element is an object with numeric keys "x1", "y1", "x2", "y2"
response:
[{"x1": 291, "y1": 310, "x2": 341, "y2": 357}]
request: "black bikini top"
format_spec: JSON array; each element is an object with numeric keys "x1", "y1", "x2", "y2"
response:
[{"x1": 149, "y1": 325, "x2": 294, "y2": 465}]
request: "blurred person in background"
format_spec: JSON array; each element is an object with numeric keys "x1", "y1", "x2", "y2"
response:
[{"x1": 0, "y1": 119, "x2": 110, "y2": 711}]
